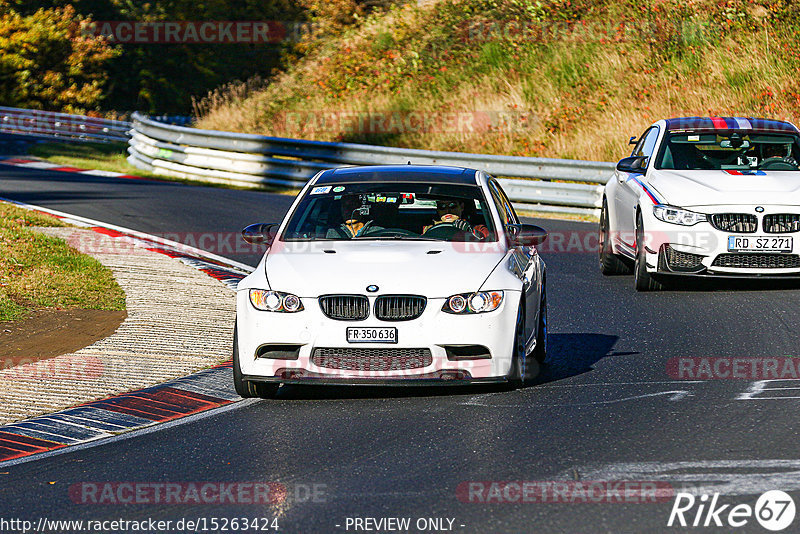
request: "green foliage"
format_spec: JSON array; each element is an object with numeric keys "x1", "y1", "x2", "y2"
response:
[
  {"x1": 0, "y1": 202, "x2": 125, "y2": 322},
  {"x1": 98, "y1": 0, "x2": 306, "y2": 113},
  {"x1": 0, "y1": 3, "x2": 118, "y2": 112},
  {"x1": 480, "y1": 41, "x2": 508, "y2": 69},
  {"x1": 196, "y1": 0, "x2": 800, "y2": 161},
  {"x1": 373, "y1": 31, "x2": 396, "y2": 52},
  {"x1": 0, "y1": 0, "x2": 312, "y2": 113}
]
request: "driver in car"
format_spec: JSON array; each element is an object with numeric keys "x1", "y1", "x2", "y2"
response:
[
  {"x1": 423, "y1": 200, "x2": 472, "y2": 234},
  {"x1": 423, "y1": 200, "x2": 490, "y2": 239},
  {"x1": 327, "y1": 194, "x2": 383, "y2": 238},
  {"x1": 761, "y1": 143, "x2": 799, "y2": 168}
]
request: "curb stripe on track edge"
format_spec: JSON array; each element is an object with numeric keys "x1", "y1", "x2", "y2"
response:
[{"x1": 0, "y1": 169, "x2": 251, "y2": 464}]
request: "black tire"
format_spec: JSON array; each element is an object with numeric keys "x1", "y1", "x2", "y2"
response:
[
  {"x1": 599, "y1": 198, "x2": 632, "y2": 275},
  {"x1": 532, "y1": 285, "x2": 547, "y2": 365},
  {"x1": 508, "y1": 303, "x2": 526, "y2": 389},
  {"x1": 233, "y1": 323, "x2": 280, "y2": 399},
  {"x1": 634, "y1": 212, "x2": 664, "y2": 292}
]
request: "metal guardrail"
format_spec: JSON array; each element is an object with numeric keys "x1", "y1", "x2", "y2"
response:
[
  {"x1": 127, "y1": 113, "x2": 610, "y2": 214},
  {"x1": 0, "y1": 105, "x2": 612, "y2": 214},
  {"x1": 0, "y1": 106, "x2": 130, "y2": 143}
]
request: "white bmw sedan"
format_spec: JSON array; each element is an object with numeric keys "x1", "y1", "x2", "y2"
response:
[
  {"x1": 602, "y1": 117, "x2": 800, "y2": 291},
  {"x1": 233, "y1": 165, "x2": 548, "y2": 397}
]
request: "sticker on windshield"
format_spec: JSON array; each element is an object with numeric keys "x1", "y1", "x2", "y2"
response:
[
  {"x1": 333, "y1": 186, "x2": 345, "y2": 193},
  {"x1": 310, "y1": 186, "x2": 332, "y2": 195}
]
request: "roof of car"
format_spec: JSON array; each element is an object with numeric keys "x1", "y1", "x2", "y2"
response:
[
  {"x1": 313, "y1": 165, "x2": 480, "y2": 185},
  {"x1": 664, "y1": 117, "x2": 799, "y2": 134}
]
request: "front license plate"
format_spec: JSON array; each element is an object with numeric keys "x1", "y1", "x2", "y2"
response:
[
  {"x1": 727, "y1": 236, "x2": 793, "y2": 253},
  {"x1": 346, "y1": 327, "x2": 398, "y2": 344}
]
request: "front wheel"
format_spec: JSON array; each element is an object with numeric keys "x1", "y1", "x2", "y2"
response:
[
  {"x1": 233, "y1": 323, "x2": 280, "y2": 399},
  {"x1": 508, "y1": 303, "x2": 526, "y2": 389},
  {"x1": 532, "y1": 286, "x2": 547, "y2": 365},
  {"x1": 509, "y1": 300, "x2": 540, "y2": 388},
  {"x1": 634, "y1": 212, "x2": 664, "y2": 292},
  {"x1": 599, "y1": 198, "x2": 632, "y2": 275}
]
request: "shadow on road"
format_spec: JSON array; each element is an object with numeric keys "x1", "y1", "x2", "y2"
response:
[
  {"x1": 659, "y1": 276, "x2": 800, "y2": 292},
  {"x1": 272, "y1": 381, "x2": 509, "y2": 401},
  {"x1": 266, "y1": 333, "x2": 630, "y2": 400},
  {"x1": 533, "y1": 332, "x2": 635, "y2": 385}
]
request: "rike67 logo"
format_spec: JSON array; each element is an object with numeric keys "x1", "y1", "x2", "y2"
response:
[{"x1": 668, "y1": 491, "x2": 796, "y2": 531}]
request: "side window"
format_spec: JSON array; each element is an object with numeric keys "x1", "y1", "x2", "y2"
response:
[
  {"x1": 488, "y1": 179, "x2": 519, "y2": 228},
  {"x1": 488, "y1": 183, "x2": 507, "y2": 228},
  {"x1": 495, "y1": 182, "x2": 520, "y2": 225},
  {"x1": 631, "y1": 127, "x2": 660, "y2": 161}
]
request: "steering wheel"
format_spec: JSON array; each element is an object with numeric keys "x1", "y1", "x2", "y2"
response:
[
  {"x1": 422, "y1": 223, "x2": 463, "y2": 241},
  {"x1": 760, "y1": 157, "x2": 798, "y2": 171},
  {"x1": 362, "y1": 227, "x2": 419, "y2": 238}
]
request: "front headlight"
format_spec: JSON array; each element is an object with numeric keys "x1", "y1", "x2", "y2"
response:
[
  {"x1": 653, "y1": 205, "x2": 708, "y2": 226},
  {"x1": 249, "y1": 289, "x2": 304, "y2": 312},
  {"x1": 442, "y1": 291, "x2": 503, "y2": 314}
]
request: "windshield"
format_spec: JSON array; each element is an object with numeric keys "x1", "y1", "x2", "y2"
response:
[
  {"x1": 281, "y1": 182, "x2": 498, "y2": 242},
  {"x1": 655, "y1": 132, "x2": 800, "y2": 171}
]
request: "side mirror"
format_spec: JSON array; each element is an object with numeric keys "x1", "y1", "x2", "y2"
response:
[
  {"x1": 242, "y1": 223, "x2": 279, "y2": 245},
  {"x1": 616, "y1": 156, "x2": 648, "y2": 173},
  {"x1": 507, "y1": 224, "x2": 548, "y2": 247}
]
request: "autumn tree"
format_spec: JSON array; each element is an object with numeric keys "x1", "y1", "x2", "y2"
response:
[{"x1": 0, "y1": 1, "x2": 118, "y2": 112}]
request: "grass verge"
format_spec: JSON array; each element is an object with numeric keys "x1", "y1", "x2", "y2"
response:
[
  {"x1": 195, "y1": 0, "x2": 800, "y2": 163},
  {"x1": 0, "y1": 202, "x2": 126, "y2": 322},
  {"x1": 29, "y1": 141, "x2": 164, "y2": 180},
  {"x1": 517, "y1": 209, "x2": 599, "y2": 223}
]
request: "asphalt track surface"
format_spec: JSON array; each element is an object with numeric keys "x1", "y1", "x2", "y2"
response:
[{"x1": 2, "y1": 157, "x2": 800, "y2": 533}]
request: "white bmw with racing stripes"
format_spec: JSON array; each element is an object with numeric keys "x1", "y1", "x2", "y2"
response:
[
  {"x1": 233, "y1": 165, "x2": 548, "y2": 397},
  {"x1": 601, "y1": 116, "x2": 800, "y2": 291}
]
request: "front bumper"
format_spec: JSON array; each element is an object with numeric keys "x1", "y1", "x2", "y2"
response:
[
  {"x1": 242, "y1": 374, "x2": 510, "y2": 387},
  {"x1": 236, "y1": 291, "x2": 520, "y2": 382},
  {"x1": 640, "y1": 205, "x2": 800, "y2": 277}
]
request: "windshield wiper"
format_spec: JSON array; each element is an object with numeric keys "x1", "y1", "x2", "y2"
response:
[{"x1": 353, "y1": 236, "x2": 441, "y2": 241}]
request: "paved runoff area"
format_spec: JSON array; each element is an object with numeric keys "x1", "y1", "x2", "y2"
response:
[{"x1": 0, "y1": 221, "x2": 248, "y2": 463}]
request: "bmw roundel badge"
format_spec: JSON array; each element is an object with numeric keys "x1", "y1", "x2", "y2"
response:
[
  {"x1": 366, "y1": 285, "x2": 379, "y2": 293},
  {"x1": 756, "y1": 206, "x2": 765, "y2": 213}
]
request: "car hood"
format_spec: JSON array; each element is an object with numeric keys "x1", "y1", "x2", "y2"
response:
[
  {"x1": 648, "y1": 169, "x2": 800, "y2": 208},
  {"x1": 263, "y1": 240, "x2": 507, "y2": 298}
]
